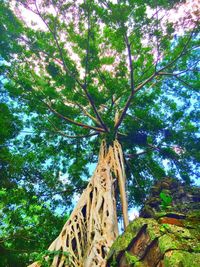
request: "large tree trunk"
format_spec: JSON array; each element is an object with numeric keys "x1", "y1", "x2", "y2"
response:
[{"x1": 28, "y1": 140, "x2": 129, "y2": 267}]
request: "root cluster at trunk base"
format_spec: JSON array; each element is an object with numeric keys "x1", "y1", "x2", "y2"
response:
[{"x1": 28, "y1": 140, "x2": 129, "y2": 267}]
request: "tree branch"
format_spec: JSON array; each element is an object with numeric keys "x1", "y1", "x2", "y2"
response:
[
  {"x1": 33, "y1": 1, "x2": 109, "y2": 132},
  {"x1": 82, "y1": 85, "x2": 109, "y2": 132},
  {"x1": 158, "y1": 71, "x2": 198, "y2": 90},
  {"x1": 73, "y1": 102, "x2": 101, "y2": 126},
  {"x1": 175, "y1": 76, "x2": 198, "y2": 90},
  {"x1": 114, "y1": 72, "x2": 157, "y2": 132},
  {"x1": 19, "y1": 36, "x2": 88, "y2": 101},
  {"x1": 126, "y1": 150, "x2": 149, "y2": 158},
  {"x1": 113, "y1": 21, "x2": 135, "y2": 133},
  {"x1": 124, "y1": 33, "x2": 134, "y2": 91},
  {"x1": 34, "y1": 1, "x2": 84, "y2": 88},
  {"x1": 158, "y1": 31, "x2": 195, "y2": 73},
  {"x1": 95, "y1": 67, "x2": 118, "y2": 112},
  {"x1": 81, "y1": 3, "x2": 109, "y2": 132},
  {"x1": 84, "y1": 3, "x2": 91, "y2": 88},
  {"x1": 44, "y1": 101, "x2": 105, "y2": 133},
  {"x1": 47, "y1": 117, "x2": 99, "y2": 139},
  {"x1": 114, "y1": 31, "x2": 196, "y2": 132}
]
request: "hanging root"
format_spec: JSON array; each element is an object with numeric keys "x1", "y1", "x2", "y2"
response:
[
  {"x1": 28, "y1": 140, "x2": 128, "y2": 267},
  {"x1": 111, "y1": 140, "x2": 129, "y2": 228}
]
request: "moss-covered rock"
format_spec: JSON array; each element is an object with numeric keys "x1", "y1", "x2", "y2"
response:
[
  {"x1": 107, "y1": 178, "x2": 200, "y2": 267},
  {"x1": 107, "y1": 218, "x2": 151, "y2": 260},
  {"x1": 107, "y1": 212, "x2": 200, "y2": 267},
  {"x1": 163, "y1": 251, "x2": 200, "y2": 267}
]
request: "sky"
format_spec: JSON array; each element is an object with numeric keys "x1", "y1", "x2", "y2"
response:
[{"x1": 16, "y1": 0, "x2": 199, "y2": 32}]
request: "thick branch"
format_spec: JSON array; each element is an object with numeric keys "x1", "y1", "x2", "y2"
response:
[
  {"x1": 95, "y1": 67, "x2": 115, "y2": 108},
  {"x1": 112, "y1": 19, "x2": 135, "y2": 133},
  {"x1": 47, "y1": 118, "x2": 99, "y2": 139},
  {"x1": 84, "y1": 3, "x2": 90, "y2": 88},
  {"x1": 33, "y1": 1, "x2": 108, "y2": 133},
  {"x1": 82, "y1": 5, "x2": 109, "y2": 132},
  {"x1": 81, "y1": 85, "x2": 109, "y2": 132},
  {"x1": 73, "y1": 102, "x2": 101, "y2": 126},
  {"x1": 45, "y1": 102, "x2": 105, "y2": 133},
  {"x1": 114, "y1": 31, "x2": 195, "y2": 133},
  {"x1": 124, "y1": 34, "x2": 134, "y2": 91},
  {"x1": 114, "y1": 73, "x2": 157, "y2": 132}
]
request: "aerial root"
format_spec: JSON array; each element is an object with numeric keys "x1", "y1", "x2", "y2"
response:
[{"x1": 28, "y1": 140, "x2": 128, "y2": 267}]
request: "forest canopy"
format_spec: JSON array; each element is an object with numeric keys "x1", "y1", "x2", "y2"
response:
[{"x1": 0, "y1": 0, "x2": 199, "y2": 266}]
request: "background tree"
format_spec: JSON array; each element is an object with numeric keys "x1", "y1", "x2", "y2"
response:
[
  {"x1": 1, "y1": 0, "x2": 199, "y2": 266},
  {"x1": 0, "y1": 2, "x2": 69, "y2": 266}
]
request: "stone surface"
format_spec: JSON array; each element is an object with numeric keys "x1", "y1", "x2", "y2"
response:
[
  {"x1": 106, "y1": 178, "x2": 200, "y2": 267},
  {"x1": 140, "y1": 177, "x2": 200, "y2": 218}
]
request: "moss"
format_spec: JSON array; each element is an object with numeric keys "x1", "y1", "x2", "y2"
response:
[
  {"x1": 108, "y1": 218, "x2": 147, "y2": 258},
  {"x1": 107, "y1": 200, "x2": 200, "y2": 266},
  {"x1": 165, "y1": 224, "x2": 191, "y2": 238},
  {"x1": 158, "y1": 234, "x2": 178, "y2": 253},
  {"x1": 164, "y1": 251, "x2": 200, "y2": 267},
  {"x1": 146, "y1": 220, "x2": 162, "y2": 240},
  {"x1": 183, "y1": 217, "x2": 200, "y2": 231},
  {"x1": 158, "y1": 222, "x2": 200, "y2": 253},
  {"x1": 186, "y1": 210, "x2": 200, "y2": 220},
  {"x1": 109, "y1": 258, "x2": 118, "y2": 267},
  {"x1": 134, "y1": 262, "x2": 144, "y2": 267},
  {"x1": 125, "y1": 252, "x2": 139, "y2": 266},
  {"x1": 155, "y1": 211, "x2": 169, "y2": 219},
  {"x1": 107, "y1": 218, "x2": 158, "y2": 262}
]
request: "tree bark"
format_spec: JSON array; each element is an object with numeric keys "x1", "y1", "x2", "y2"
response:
[{"x1": 28, "y1": 140, "x2": 129, "y2": 267}]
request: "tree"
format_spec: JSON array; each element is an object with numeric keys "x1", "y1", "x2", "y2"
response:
[
  {"x1": 0, "y1": 100, "x2": 69, "y2": 266},
  {"x1": 0, "y1": 3, "x2": 70, "y2": 266},
  {"x1": 1, "y1": 0, "x2": 199, "y2": 266}
]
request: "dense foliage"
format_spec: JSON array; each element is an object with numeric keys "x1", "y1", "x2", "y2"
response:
[{"x1": 0, "y1": 0, "x2": 199, "y2": 265}]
